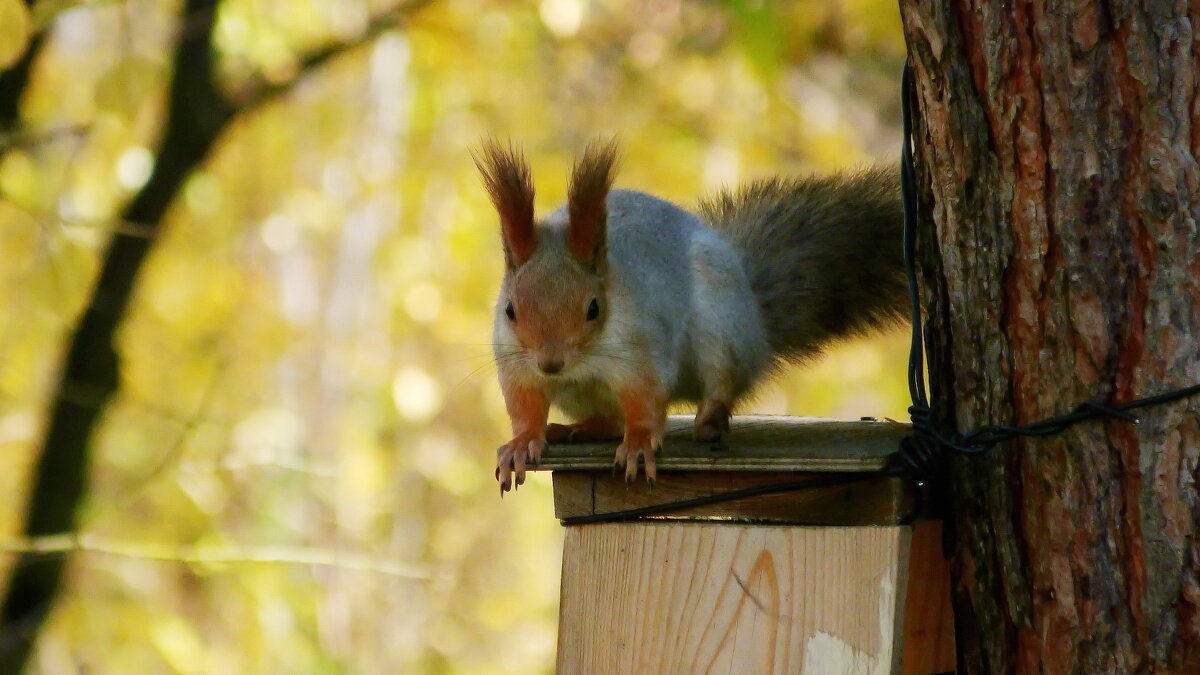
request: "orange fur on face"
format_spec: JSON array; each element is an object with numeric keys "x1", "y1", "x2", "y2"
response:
[
  {"x1": 503, "y1": 252, "x2": 606, "y2": 375},
  {"x1": 487, "y1": 140, "x2": 618, "y2": 378}
]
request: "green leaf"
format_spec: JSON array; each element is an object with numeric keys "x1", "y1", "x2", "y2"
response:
[
  {"x1": 94, "y1": 58, "x2": 163, "y2": 119},
  {"x1": 721, "y1": 0, "x2": 785, "y2": 78}
]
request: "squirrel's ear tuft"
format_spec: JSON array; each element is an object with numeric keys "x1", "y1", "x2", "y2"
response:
[
  {"x1": 473, "y1": 139, "x2": 536, "y2": 269},
  {"x1": 567, "y1": 139, "x2": 618, "y2": 272}
]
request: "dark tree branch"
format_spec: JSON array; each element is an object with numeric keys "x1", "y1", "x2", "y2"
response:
[
  {"x1": 0, "y1": 1, "x2": 45, "y2": 134},
  {"x1": 232, "y1": 1, "x2": 429, "y2": 111},
  {"x1": 0, "y1": 124, "x2": 89, "y2": 152},
  {"x1": 0, "y1": 0, "x2": 426, "y2": 669},
  {"x1": 0, "y1": 0, "x2": 223, "y2": 667}
]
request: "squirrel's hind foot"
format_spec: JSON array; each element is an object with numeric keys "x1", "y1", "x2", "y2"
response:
[
  {"x1": 693, "y1": 398, "x2": 732, "y2": 443},
  {"x1": 546, "y1": 417, "x2": 622, "y2": 443}
]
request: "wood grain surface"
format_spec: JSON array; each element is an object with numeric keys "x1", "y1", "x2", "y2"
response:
[
  {"x1": 900, "y1": 521, "x2": 955, "y2": 674},
  {"x1": 534, "y1": 415, "x2": 908, "y2": 473},
  {"x1": 552, "y1": 471, "x2": 915, "y2": 525},
  {"x1": 558, "y1": 523, "x2": 910, "y2": 674}
]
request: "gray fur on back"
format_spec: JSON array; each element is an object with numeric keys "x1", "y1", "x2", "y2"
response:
[
  {"x1": 532, "y1": 170, "x2": 902, "y2": 420},
  {"x1": 543, "y1": 189, "x2": 770, "y2": 407},
  {"x1": 699, "y1": 165, "x2": 907, "y2": 363}
]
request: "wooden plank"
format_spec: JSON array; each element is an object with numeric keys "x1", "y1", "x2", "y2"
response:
[
  {"x1": 900, "y1": 520, "x2": 956, "y2": 674},
  {"x1": 558, "y1": 523, "x2": 910, "y2": 674},
  {"x1": 535, "y1": 415, "x2": 909, "y2": 473},
  {"x1": 552, "y1": 471, "x2": 915, "y2": 525}
]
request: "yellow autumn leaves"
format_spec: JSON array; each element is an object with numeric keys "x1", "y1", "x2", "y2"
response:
[{"x1": 0, "y1": 0, "x2": 30, "y2": 69}]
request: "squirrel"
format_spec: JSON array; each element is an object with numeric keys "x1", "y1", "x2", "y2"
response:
[{"x1": 475, "y1": 140, "x2": 907, "y2": 493}]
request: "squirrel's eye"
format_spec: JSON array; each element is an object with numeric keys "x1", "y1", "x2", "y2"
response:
[
  {"x1": 505, "y1": 301, "x2": 516, "y2": 321},
  {"x1": 586, "y1": 298, "x2": 600, "y2": 321}
]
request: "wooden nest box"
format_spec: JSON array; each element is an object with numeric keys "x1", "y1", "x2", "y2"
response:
[{"x1": 534, "y1": 415, "x2": 955, "y2": 675}]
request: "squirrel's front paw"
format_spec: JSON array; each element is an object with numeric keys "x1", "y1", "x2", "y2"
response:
[
  {"x1": 613, "y1": 428, "x2": 662, "y2": 486},
  {"x1": 496, "y1": 433, "x2": 546, "y2": 495}
]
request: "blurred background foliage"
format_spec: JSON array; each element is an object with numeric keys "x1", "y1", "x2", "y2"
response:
[{"x1": 0, "y1": 0, "x2": 907, "y2": 671}]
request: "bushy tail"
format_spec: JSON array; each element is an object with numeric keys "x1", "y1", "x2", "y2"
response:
[{"x1": 699, "y1": 165, "x2": 908, "y2": 363}]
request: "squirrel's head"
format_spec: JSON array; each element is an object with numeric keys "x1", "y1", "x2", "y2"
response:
[{"x1": 476, "y1": 140, "x2": 618, "y2": 378}]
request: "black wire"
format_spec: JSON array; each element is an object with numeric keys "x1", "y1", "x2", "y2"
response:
[
  {"x1": 555, "y1": 57, "x2": 1200, "y2": 526},
  {"x1": 894, "y1": 56, "x2": 959, "y2": 479},
  {"x1": 900, "y1": 60, "x2": 927, "y2": 409}
]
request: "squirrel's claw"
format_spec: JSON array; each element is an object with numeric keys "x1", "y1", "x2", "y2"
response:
[
  {"x1": 613, "y1": 432, "x2": 660, "y2": 486},
  {"x1": 496, "y1": 436, "x2": 545, "y2": 495}
]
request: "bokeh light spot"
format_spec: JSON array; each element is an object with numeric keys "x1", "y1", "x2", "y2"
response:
[
  {"x1": 392, "y1": 366, "x2": 444, "y2": 423},
  {"x1": 540, "y1": 0, "x2": 584, "y2": 37},
  {"x1": 116, "y1": 146, "x2": 154, "y2": 191},
  {"x1": 404, "y1": 281, "x2": 443, "y2": 323}
]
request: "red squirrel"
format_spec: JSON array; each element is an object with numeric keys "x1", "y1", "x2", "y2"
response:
[{"x1": 475, "y1": 140, "x2": 906, "y2": 492}]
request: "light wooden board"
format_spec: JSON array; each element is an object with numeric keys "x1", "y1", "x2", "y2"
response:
[
  {"x1": 552, "y1": 471, "x2": 915, "y2": 525},
  {"x1": 558, "y1": 523, "x2": 911, "y2": 674},
  {"x1": 535, "y1": 415, "x2": 910, "y2": 473}
]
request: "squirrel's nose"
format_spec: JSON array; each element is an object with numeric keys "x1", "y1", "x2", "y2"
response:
[{"x1": 537, "y1": 354, "x2": 565, "y2": 374}]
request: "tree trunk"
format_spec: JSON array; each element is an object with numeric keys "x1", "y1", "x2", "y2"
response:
[{"x1": 899, "y1": 0, "x2": 1200, "y2": 672}]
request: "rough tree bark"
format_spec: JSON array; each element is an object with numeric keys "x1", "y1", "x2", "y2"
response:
[
  {"x1": 900, "y1": 0, "x2": 1200, "y2": 672},
  {"x1": 0, "y1": 1, "x2": 425, "y2": 670}
]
